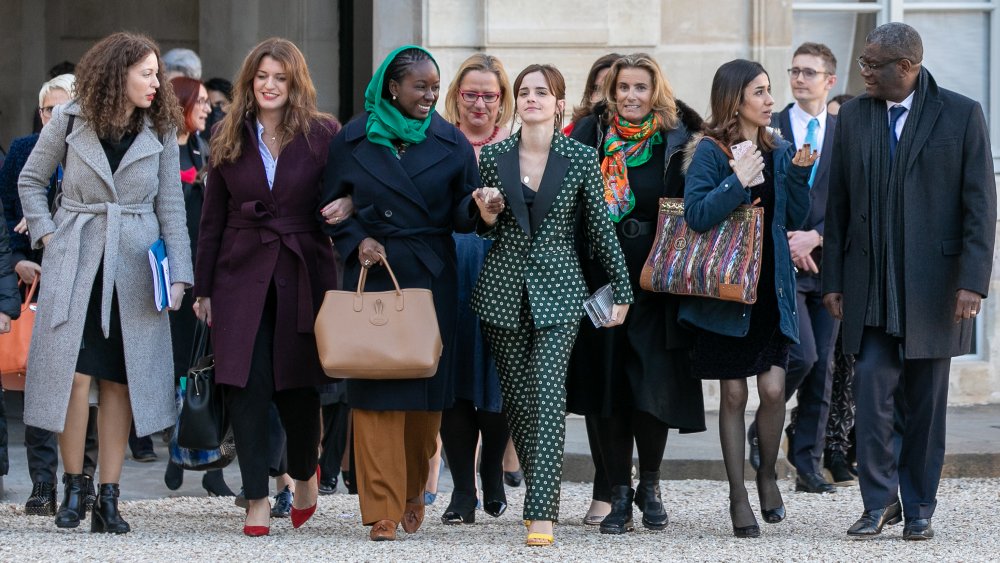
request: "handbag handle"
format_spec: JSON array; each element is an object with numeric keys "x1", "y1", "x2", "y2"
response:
[
  {"x1": 188, "y1": 320, "x2": 211, "y2": 368},
  {"x1": 353, "y1": 253, "x2": 405, "y2": 313},
  {"x1": 19, "y1": 277, "x2": 39, "y2": 313}
]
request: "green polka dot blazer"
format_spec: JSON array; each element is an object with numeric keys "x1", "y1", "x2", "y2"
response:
[{"x1": 471, "y1": 132, "x2": 633, "y2": 330}]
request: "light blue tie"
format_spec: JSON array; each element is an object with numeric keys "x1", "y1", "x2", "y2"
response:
[{"x1": 804, "y1": 117, "x2": 820, "y2": 187}]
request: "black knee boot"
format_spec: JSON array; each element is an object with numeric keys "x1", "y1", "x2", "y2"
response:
[
  {"x1": 54, "y1": 473, "x2": 88, "y2": 528},
  {"x1": 91, "y1": 483, "x2": 130, "y2": 534},
  {"x1": 599, "y1": 486, "x2": 635, "y2": 535},
  {"x1": 634, "y1": 471, "x2": 669, "y2": 530}
]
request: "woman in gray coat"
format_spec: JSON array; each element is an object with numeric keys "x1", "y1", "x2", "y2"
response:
[{"x1": 18, "y1": 32, "x2": 191, "y2": 534}]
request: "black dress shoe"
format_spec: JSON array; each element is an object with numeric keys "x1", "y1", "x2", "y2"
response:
[
  {"x1": 503, "y1": 470, "x2": 523, "y2": 487},
  {"x1": 318, "y1": 473, "x2": 338, "y2": 495},
  {"x1": 730, "y1": 502, "x2": 760, "y2": 538},
  {"x1": 164, "y1": 461, "x2": 184, "y2": 491},
  {"x1": 824, "y1": 451, "x2": 857, "y2": 486},
  {"x1": 903, "y1": 518, "x2": 933, "y2": 540},
  {"x1": 600, "y1": 486, "x2": 635, "y2": 535},
  {"x1": 796, "y1": 472, "x2": 836, "y2": 494},
  {"x1": 202, "y1": 470, "x2": 234, "y2": 497},
  {"x1": 83, "y1": 475, "x2": 96, "y2": 511},
  {"x1": 633, "y1": 471, "x2": 668, "y2": 530},
  {"x1": 55, "y1": 473, "x2": 88, "y2": 528},
  {"x1": 483, "y1": 499, "x2": 507, "y2": 518},
  {"x1": 91, "y1": 483, "x2": 130, "y2": 534},
  {"x1": 747, "y1": 424, "x2": 760, "y2": 472},
  {"x1": 847, "y1": 500, "x2": 902, "y2": 537},
  {"x1": 441, "y1": 508, "x2": 476, "y2": 524},
  {"x1": 25, "y1": 481, "x2": 57, "y2": 516}
]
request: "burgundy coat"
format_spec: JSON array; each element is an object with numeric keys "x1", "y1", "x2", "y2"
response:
[{"x1": 195, "y1": 118, "x2": 340, "y2": 389}]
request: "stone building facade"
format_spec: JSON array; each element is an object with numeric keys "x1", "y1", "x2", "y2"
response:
[{"x1": 1, "y1": 0, "x2": 997, "y2": 405}]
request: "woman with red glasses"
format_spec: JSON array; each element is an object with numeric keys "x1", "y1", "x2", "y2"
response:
[{"x1": 437, "y1": 53, "x2": 514, "y2": 525}]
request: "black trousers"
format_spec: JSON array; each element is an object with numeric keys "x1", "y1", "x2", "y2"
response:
[
  {"x1": 225, "y1": 286, "x2": 320, "y2": 500},
  {"x1": 785, "y1": 279, "x2": 839, "y2": 475},
  {"x1": 440, "y1": 398, "x2": 509, "y2": 512},
  {"x1": 854, "y1": 326, "x2": 950, "y2": 519}
]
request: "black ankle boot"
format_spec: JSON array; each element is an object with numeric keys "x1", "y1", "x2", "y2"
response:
[
  {"x1": 634, "y1": 471, "x2": 669, "y2": 530},
  {"x1": 91, "y1": 483, "x2": 130, "y2": 534},
  {"x1": 54, "y1": 473, "x2": 88, "y2": 528},
  {"x1": 599, "y1": 486, "x2": 635, "y2": 535}
]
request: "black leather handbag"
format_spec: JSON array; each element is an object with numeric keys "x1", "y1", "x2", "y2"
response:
[{"x1": 176, "y1": 322, "x2": 228, "y2": 450}]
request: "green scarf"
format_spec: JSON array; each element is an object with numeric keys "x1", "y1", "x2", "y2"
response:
[{"x1": 365, "y1": 45, "x2": 439, "y2": 154}]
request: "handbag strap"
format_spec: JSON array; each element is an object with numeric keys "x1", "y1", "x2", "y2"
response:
[
  {"x1": 20, "y1": 278, "x2": 39, "y2": 311},
  {"x1": 705, "y1": 136, "x2": 734, "y2": 159},
  {"x1": 188, "y1": 320, "x2": 211, "y2": 368},
  {"x1": 354, "y1": 253, "x2": 403, "y2": 297}
]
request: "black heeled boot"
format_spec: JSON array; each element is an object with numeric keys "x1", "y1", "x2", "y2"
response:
[
  {"x1": 599, "y1": 486, "x2": 635, "y2": 535},
  {"x1": 633, "y1": 471, "x2": 669, "y2": 530},
  {"x1": 54, "y1": 473, "x2": 88, "y2": 528},
  {"x1": 91, "y1": 483, "x2": 130, "y2": 534}
]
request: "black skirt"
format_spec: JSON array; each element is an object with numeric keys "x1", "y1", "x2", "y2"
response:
[
  {"x1": 690, "y1": 152, "x2": 790, "y2": 380},
  {"x1": 76, "y1": 264, "x2": 128, "y2": 384}
]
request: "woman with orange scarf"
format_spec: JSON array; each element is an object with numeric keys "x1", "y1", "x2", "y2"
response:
[{"x1": 566, "y1": 53, "x2": 707, "y2": 535}]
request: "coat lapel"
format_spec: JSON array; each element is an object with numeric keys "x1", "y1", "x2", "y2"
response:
[
  {"x1": 353, "y1": 138, "x2": 429, "y2": 212},
  {"x1": 401, "y1": 130, "x2": 450, "y2": 180},
  {"x1": 904, "y1": 98, "x2": 943, "y2": 175},
  {"x1": 243, "y1": 119, "x2": 277, "y2": 203},
  {"x1": 66, "y1": 122, "x2": 115, "y2": 194},
  {"x1": 528, "y1": 135, "x2": 571, "y2": 234},
  {"x1": 496, "y1": 138, "x2": 531, "y2": 236},
  {"x1": 115, "y1": 124, "x2": 163, "y2": 180}
]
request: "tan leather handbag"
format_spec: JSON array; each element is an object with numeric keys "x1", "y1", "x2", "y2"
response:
[
  {"x1": 0, "y1": 278, "x2": 38, "y2": 391},
  {"x1": 314, "y1": 255, "x2": 442, "y2": 379}
]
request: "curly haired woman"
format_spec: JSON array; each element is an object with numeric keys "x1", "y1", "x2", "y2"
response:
[{"x1": 18, "y1": 31, "x2": 191, "y2": 534}]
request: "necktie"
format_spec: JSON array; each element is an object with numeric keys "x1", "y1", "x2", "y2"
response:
[
  {"x1": 888, "y1": 105, "x2": 907, "y2": 162},
  {"x1": 804, "y1": 117, "x2": 820, "y2": 187}
]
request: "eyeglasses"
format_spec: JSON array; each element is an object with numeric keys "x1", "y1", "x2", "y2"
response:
[
  {"x1": 856, "y1": 57, "x2": 904, "y2": 72},
  {"x1": 459, "y1": 90, "x2": 500, "y2": 104},
  {"x1": 787, "y1": 67, "x2": 830, "y2": 80},
  {"x1": 39, "y1": 106, "x2": 57, "y2": 116},
  {"x1": 196, "y1": 98, "x2": 211, "y2": 108}
]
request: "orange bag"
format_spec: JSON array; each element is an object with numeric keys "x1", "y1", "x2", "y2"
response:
[{"x1": 0, "y1": 278, "x2": 38, "y2": 391}]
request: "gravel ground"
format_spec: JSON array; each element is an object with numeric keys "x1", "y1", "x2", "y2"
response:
[{"x1": 1, "y1": 478, "x2": 997, "y2": 562}]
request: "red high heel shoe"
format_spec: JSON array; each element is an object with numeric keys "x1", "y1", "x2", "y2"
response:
[
  {"x1": 291, "y1": 466, "x2": 320, "y2": 529},
  {"x1": 243, "y1": 498, "x2": 271, "y2": 536},
  {"x1": 243, "y1": 524, "x2": 270, "y2": 537}
]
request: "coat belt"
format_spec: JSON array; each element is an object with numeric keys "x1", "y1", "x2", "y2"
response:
[
  {"x1": 51, "y1": 198, "x2": 155, "y2": 336},
  {"x1": 227, "y1": 201, "x2": 322, "y2": 333}
]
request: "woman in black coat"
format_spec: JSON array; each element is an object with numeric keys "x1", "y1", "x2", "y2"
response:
[
  {"x1": 320, "y1": 46, "x2": 488, "y2": 542},
  {"x1": 566, "y1": 54, "x2": 707, "y2": 534}
]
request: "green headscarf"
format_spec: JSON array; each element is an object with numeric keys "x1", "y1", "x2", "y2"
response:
[{"x1": 365, "y1": 45, "x2": 440, "y2": 154}]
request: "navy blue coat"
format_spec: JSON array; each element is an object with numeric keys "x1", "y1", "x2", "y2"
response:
[
  {"x1": 678, "y1": 133, "x2": 811, "y2": 342},
  {"x1": 321, "y1": 113, "x2": 481, "y2": 411}
]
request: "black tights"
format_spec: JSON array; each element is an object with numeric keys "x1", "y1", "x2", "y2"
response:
[
  {"x1": 589, "y1": 411, "x2": 669, "y2": 488},
  {"x1": 719, "y1": 369, "x2": 785, "y2": 527},
  {"x1": 440, "y1": 398, "x2": 510, "y2": 512}
]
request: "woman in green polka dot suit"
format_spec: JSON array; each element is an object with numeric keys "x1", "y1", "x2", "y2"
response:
[{"x1": 471, "y1": 64, "x2": 634, "y2": 547}]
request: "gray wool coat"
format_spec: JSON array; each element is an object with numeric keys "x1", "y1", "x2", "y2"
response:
[{"x1": 17, "y1": 102, "x2": 193, "y2": 436}]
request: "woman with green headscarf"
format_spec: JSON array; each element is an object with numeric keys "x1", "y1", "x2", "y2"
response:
[{"x1": 320, "y1": 45, "x2": 501, "y2": 542}]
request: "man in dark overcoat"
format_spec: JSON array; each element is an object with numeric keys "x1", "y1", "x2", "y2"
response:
[{"x1": 823, "y1": 23, "x2": 996, "y2": 540}]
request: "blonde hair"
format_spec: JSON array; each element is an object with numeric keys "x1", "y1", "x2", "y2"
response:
[
  {"x1": 601, "y1": 53, "x2": 678, "y2": 130},
  {"x1": 443, "y1": 54, "x2": 513, "y2": 127},
  {"x1": 38, "y1": 74, "x2": 76, "y2": 107}
]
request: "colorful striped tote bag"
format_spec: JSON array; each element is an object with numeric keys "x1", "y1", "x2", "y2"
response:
[{"x1": 639, "y1": 197, "x2": 764, "y2": 304}]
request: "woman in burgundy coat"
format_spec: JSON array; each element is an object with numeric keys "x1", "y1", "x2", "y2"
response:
[{"x1": 194, "y1": 38, "x2": 340, "y2": 537}]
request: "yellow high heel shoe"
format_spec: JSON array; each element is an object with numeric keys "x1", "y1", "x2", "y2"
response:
[{"x1": 525, "y1": 521, "x2": 554, "y2": 547}]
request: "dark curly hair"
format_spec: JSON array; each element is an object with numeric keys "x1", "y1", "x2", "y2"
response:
[{"x1": 74, "y1": 32, "x2": 182, "y2": 140}]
